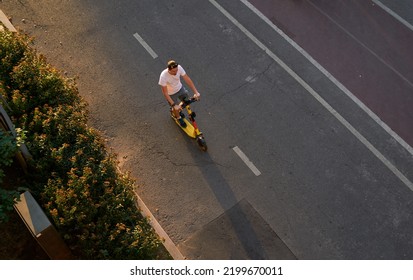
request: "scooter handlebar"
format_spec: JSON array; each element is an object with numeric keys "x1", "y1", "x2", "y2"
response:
[{"x1": 179, "y1": 97, "x2": 198, "y2": 108}]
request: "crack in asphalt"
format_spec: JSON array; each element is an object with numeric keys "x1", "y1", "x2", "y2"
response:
[{"x1": 208, "y1": 59, "x2": 275, "y2": 108}]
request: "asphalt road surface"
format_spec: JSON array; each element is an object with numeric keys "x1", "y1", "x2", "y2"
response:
[{"x1": 2, "y1": 0, "x2": 413, "y2": 259}]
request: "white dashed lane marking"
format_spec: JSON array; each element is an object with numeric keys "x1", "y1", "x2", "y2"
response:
[
  {"x1": 233, "y1": 146, "x2": 262, "y2": 176},
  {"x1": 133, "y1": 32, "x2": 158, "y2": 59}
]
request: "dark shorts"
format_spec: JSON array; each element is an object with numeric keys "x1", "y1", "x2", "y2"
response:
[{"x1": 170, "y1": 86, "x2": 189, "y2": 105}]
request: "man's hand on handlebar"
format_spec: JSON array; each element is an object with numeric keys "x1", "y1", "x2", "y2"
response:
[{"x1": 193, "y1": 92, "x2": 201, "y2": 101}]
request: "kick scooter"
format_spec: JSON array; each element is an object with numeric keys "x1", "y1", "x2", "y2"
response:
[{"x1": 171, "y1": 96, "x2": 208, "y2": 151}]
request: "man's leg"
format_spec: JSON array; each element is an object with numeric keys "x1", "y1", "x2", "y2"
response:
[{"x1": 171, "y1": 87, "x2": 189, "y2": 119}]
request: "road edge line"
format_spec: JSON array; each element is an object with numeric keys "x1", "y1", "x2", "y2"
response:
[
  {"x1": 210, "y1": 0, "x2": 413, "y2": 191},
  {"x1": 240, "y1": 0, "x2": 413, "y2": 157},
  {"x1": 372, "y1": 0, "x2": 413, "y2": 32}
]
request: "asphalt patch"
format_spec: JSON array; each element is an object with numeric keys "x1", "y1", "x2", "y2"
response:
[{"x1": 178, "y1": 199, "x2": 296, "y2": 259}]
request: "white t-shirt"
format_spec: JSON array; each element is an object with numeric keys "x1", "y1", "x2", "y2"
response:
[{"x1": 158, "y1": 65, "x2": 186, "y2": 95}]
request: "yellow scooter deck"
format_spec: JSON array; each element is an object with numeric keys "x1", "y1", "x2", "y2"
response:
[{"x1": 173, "y1": 117, "x2": 197, "y2": 138}]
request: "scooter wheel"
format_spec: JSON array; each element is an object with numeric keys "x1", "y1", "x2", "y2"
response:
[{"x1": 196, "y1": 136, "x2": 208, "y2": 152}]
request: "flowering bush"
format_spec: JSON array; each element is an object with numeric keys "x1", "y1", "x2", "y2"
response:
[{"x1": 0, "y1": 30, "x2": 166, "y2": 259}]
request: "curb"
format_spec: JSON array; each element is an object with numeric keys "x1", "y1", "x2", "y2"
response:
[
  {"x1": 133, "y1": 191, "x2": 185, "y2": 260},
  {"x1": 0, "y1": 9, "x2": 17, "y2": 32}
]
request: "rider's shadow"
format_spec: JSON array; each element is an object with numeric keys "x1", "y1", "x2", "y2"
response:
[{"x1": 177, "y1": 144, "x2": 296, "y2": 260}]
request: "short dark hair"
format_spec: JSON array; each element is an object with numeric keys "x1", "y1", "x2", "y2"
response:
[{"x1": 167, "y1": 60, "x2": 178, "y2": 69}]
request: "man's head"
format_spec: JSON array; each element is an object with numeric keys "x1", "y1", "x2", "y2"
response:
[{"x1": 167, "y1": 60, "x2": 179, "y2": 75}]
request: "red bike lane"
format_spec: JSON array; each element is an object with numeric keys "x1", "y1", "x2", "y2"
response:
[{"x1": 248, "y1": 0, "x2": 413, "y2": 149}]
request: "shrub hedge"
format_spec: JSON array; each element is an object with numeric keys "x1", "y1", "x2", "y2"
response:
[
  {"x1": 0, "y1": 29, "x2": 166, "y2": 259},
  {"x1": 0, "y1": 129, "x2": 21, "y2": 223}
]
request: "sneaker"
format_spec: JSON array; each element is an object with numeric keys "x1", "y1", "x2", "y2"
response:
[{"x1": 178, "y1": 117, "x2": 187, "y2": 128}]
